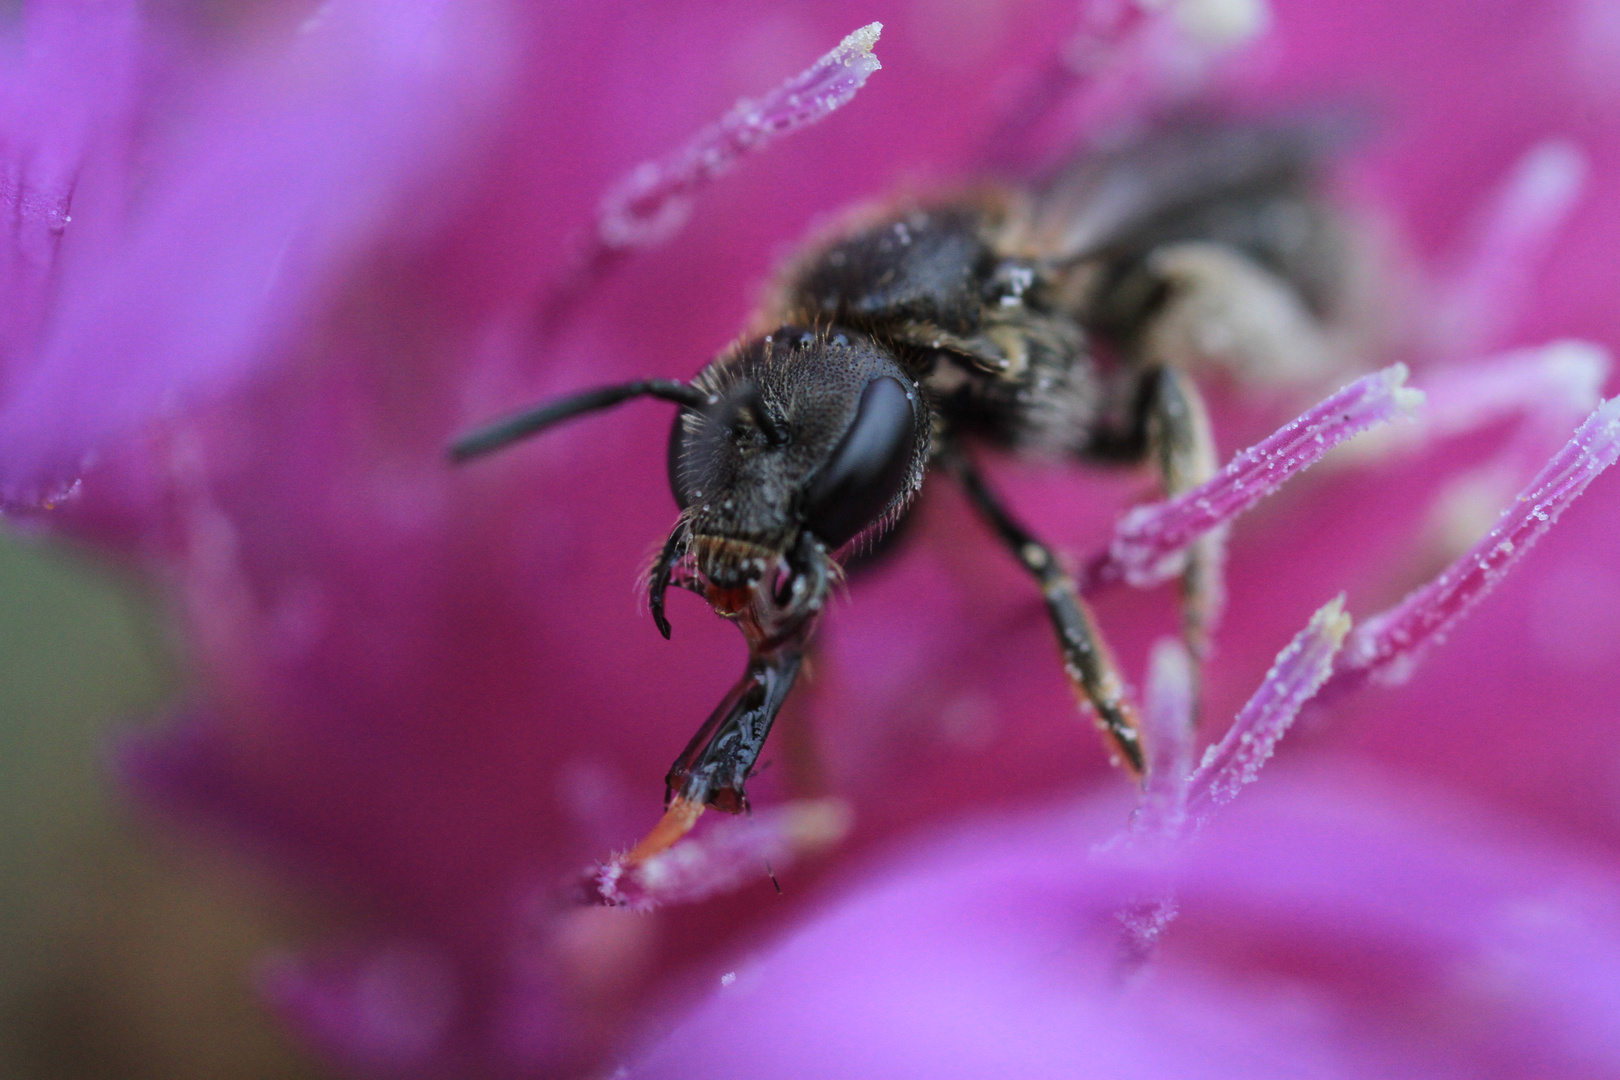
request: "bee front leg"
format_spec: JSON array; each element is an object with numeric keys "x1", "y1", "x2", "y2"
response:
[
  {"x1": 663, "y1": 643, "x2": 808, "y2": 815},
  {"x1": 941, "y1": 444, "x2": 1145, "y2": 778},
  {"x1": 625, "y1": 627, "x2": 810, "y2": 865}
]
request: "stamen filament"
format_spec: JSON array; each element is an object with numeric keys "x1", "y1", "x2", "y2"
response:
[{"x1": 590, "y1": 799, "x2": 851, "y2": 910}]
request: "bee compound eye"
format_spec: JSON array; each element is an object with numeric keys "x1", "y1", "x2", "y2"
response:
[{"x1": 801, "y1": 376, "x2": 919, "y2": 549}]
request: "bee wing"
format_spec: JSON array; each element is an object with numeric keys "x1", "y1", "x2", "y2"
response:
[{"x1": 1027, "y1": 121, "x2": 1353, "y2": 266}]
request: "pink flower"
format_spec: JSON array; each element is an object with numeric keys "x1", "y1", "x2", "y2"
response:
[{"x1": 5, "y1": 0, "x2": 1620, "y2": 1076}]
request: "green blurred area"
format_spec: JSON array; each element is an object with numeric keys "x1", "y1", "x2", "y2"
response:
[{"x1": 0, "y1": 532, "x2": 322, "y2": 1080}]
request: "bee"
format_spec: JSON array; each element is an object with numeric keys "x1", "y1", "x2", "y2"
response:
[{"x1": 453, "y1": 123, "x2": 1363, "y2": 855}]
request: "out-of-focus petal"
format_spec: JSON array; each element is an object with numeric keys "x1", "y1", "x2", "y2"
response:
[
  {"x1": 0, "y1": 0, "x2": 511, "y2": 507},
  {"x1": 0, "y1": 0, "x2": 140, "y2": 425},
  {"x1": 628, "y1": 771, "x2": 1620, "y2": 1079},
  {"x1": 258, "y1": 945, "x2": 462, "y2": 1076}
]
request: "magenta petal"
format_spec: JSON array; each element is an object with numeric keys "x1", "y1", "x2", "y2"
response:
[
  {"x1": 0, "y1": 0, "x2": 142, "y2": 471},
  {"x1": 112, "y1": 709, "x2": 366, "y2": 880},
  {"x1": 628, "y1": 773, "x2": 1620, "y2": 1080}
]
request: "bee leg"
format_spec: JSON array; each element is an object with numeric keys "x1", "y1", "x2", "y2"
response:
[
  {"x1": 1144, "y1": 365, "x2": 1223, "y2": 657},
  {"x1": 1138, "y1": 241, "x2": 1340, "y2": 389},
  {"x1": 621, "y1": 643, "x2": 807, "y2": 866},
  {"x1": 651, "y1": 532, "x2": 832, "y2": 851},
  {"x1": 941, "y1": 443, "x2": 1145, "y2": 778},
  {"x1": 663, "y1": 645, "x2": 807, "y2": 814}
]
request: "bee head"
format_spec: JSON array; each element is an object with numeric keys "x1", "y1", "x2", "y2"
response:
[
  {"x1": 665, "y1": 328, "x2": 928, "y2": 603},
  {"x1": 449, "y1": 326, "x2": 928, "y2": 637}
]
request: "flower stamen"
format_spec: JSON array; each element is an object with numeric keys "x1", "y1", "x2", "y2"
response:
[
  {"x1": 1185, "y1": 595, "x2": 1351, "y2": 819},
  {"x1": 589, "y1": 799, "x2": 851, "y2": 911},
  {"x1": 597, "y1": 23, "x2": 884, "y2": 250},
  {"x1": 1333, "y1": 394, "x2": 1620, "y2": 689},
  {"x1": 1429, "y1": 139, "x2": 1589, "y2": 356},
  {"x1": 1085, "y1": 364, "x2": 1422, "y2": 591}
]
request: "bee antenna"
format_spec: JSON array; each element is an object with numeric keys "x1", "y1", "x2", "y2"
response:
[{"x1": 449, "y1": 379, "x2": 710, "y2": 462}]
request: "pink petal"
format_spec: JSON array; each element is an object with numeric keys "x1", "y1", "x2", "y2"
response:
[
  {"x1": 0, "y1": 0, "x2": 510, "y2": 507},
  {"x1": 629, "y1": 773, "x2": 1620, "y2": 1080}
]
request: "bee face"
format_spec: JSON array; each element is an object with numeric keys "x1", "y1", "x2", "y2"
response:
[{"x1": 667, "y1": 328, "x2": 929, "y2": 593}]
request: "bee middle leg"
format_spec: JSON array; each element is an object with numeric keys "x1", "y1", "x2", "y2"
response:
[{"x1": 941, "y1": 442, "x2": 1145, "y2": 777}]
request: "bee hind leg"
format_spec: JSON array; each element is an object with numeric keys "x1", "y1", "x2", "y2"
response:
[
  {"x1": 1144, "y1": 365, "x2": 1224, "y2": 659},
  {"x1": 1137, "y1": 241, "x2": 1342, "y2": 391}
]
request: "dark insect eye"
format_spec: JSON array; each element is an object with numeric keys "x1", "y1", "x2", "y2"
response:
[{"x1": 801, "y1": 376, "x2": 918, "y2": 548}]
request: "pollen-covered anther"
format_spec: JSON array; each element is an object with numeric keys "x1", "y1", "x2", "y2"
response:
[
  {"x1": 1099, "y1": 599, "x2": 1346, "y2": 960},
  {"x1": 1185, "y1": 596, "x2": 1351, "y2": 820}
]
